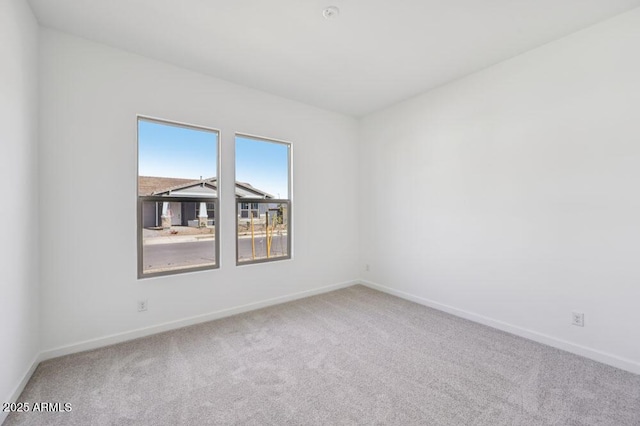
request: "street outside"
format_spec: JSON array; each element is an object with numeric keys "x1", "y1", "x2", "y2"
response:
[{"x1": 142, "y1": 226, "x2": 288, "y2": 273}]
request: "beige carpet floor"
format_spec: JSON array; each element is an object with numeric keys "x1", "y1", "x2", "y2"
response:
[{"x1": 6, "y1": 285, "x2": 640, "y2": 425}]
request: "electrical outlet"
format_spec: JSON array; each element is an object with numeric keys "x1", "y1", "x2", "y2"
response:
[
  {"x1": 365, "y1": 264, "x2": 370, "y2": 272},
  {"x1": 138, "y1": 300, "x2": 148, "y2": 312},
  {"x1": 572, "y1": 311, "x2": 584, "y2": 327}
]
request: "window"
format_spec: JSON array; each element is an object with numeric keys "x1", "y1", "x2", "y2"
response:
[
  {"x1": 137, "y1": 117, "x2": 220, "y2": 278},
  {"x1": 239, "y1": 202, "x2": 259, "y2": 219},
  {"x1": 235, "y1": 134, "x2": 291, "y2": 264}
]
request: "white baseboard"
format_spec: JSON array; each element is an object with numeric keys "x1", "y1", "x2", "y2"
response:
[
  {"x1": 360, "y1": 279, "x2": 640, "y2": 375},
  {"x1": 1, "y1": 352, "x2": 41, "y2": 425},
  {"x1": 40, "y1": 280, "x2": 358, "y2": 362}
]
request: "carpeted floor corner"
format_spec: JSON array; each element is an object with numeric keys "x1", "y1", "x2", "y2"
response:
[{"x1": 6, "y1": 285, "x2": 640, "y2": 425}]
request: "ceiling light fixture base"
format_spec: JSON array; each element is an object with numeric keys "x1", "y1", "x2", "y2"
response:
[{"x1": 323, "y1": 6, "x2": 340, "y2": 19}]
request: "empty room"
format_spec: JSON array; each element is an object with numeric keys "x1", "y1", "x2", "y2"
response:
[{"x1": 2, "y1": 0, "x2": 640, "y2": 424}]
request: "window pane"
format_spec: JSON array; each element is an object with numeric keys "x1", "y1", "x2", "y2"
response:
[
  {"x1": 141, "y1": 200, "x2": 216, "y2": 274},
  {"x1": 235, "y1": 135, "x2": 291, "y2": 265},
  {"x1": 235, "y1": 136, "x2": 289, "y2": 199},
  {"x1": 138, "y1": 119, "x2": 218, "y2": 191},
  {"x1": 138, "y1": 117, "x2": 219, "y2": 277},
  {"x1": 237, "y1": 201, "x2": 289, "y2": 262}
]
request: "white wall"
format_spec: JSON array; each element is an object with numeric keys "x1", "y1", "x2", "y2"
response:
[
  {"x1": 0, "y1": 0, "x2": 40, "y2": 414},
  {"x1": 38, "y1": 29, "x2": 359, "y2": 354},
  {"x1": 360, "y1": 8, "x2": 640, "y2": 372}
]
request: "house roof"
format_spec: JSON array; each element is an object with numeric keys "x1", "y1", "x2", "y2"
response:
[
  {"x1": 138, "y1": 176, "x2": 203, "y2": 196},
  {"x1": 234, "y1": 181, "x2": 275, "y2": 199},
  {"x1": 138, "y1": 176, "x2": 274, "y2": 198}
]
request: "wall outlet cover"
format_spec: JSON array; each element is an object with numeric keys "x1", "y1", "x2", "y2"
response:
[{"x1": 572, "y1": 311, "x2": 584, "y2": 327}]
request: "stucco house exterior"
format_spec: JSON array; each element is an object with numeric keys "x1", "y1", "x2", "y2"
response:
[{"x1": 139, "y1": 176, "x2": 274, "y2": 228}]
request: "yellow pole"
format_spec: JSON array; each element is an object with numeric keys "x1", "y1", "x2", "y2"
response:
[
  {"x1": 270, "y1": 218, "x2": 276, "y2": 256},
  {"x1": 250, "y1": 213, "x2": 255, "y2": 259},
  {"x1": 266, "y1": 212, "x2": 271, "y2": 258}
]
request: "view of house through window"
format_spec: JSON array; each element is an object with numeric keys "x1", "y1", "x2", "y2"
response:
[
  {"x1": 235, "y1": 134, "x2": 291, "y2": 264},
  {"x1": 137, "y1": 117, "x2": 219, "y2": 277}
]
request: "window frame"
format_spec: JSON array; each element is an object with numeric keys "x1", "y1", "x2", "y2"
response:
[
  {"x1": 235, "y1": 199, "x2": 291, "y2": 265},
  {"x1": 136, "y1": 115, "x2": 221, "y2": 279},
  {"x1": 235, "y1": 133, "x2": 292, "y2": 266}
]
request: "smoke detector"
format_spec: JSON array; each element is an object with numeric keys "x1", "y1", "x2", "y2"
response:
[{"x1": 323, "y1": 6, "x2": 340, "y2": 19}]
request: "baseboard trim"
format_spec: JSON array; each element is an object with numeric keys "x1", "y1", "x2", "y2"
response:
[
  {"x1": 360, "y1": 279, "x2": 640, "y2": 375},
  {"x1": 1, "y1": 352, "x2": 41, "y2": 425},
  {"x1": 40, "y1": 280, "x2": 358, "y2": 362}
]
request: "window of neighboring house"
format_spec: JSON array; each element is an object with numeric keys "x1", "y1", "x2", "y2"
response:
[
  {"x1": 239, "y1": 202, "x2": 259, "y2": 219},
  {"x1": 235, "y1": 134, "x2": 291, "y2": 265},
  {"x1": 206, "y1": 202, "x2": 216, "y2": 219},
  {"x1": 137, "y1": 117, "x2": 220, "y2": 278},
  {"x1": 192, "y1": 202, "x2": 216, "y2": 221}
]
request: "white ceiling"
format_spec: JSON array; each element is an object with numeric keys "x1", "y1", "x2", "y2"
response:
[{"x1": 27, "y1": 0, "x2": 640, "y2": 117}]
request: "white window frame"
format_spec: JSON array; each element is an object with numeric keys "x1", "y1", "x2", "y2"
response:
[
  {"x1": 235, "y1": 133, "x2": 292, "y2": 266},
  {"x1": 137, "y1": 116, "x2": 221, "y2": 278}
]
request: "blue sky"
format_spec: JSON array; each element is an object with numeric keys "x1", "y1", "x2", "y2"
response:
[
  {"x1": 138, "y1": 119, "x2": 218, "y2": 179},
  {"x1": 138, "y1": 119, "x2": 289, "y2": 198},
  {"x1": 235, "y1": 136, "x2": 289, "y2": 199}
]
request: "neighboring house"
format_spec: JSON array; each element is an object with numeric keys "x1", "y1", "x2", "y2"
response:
[{"x1": 139, "y1": 176, "x2": 274, "y2": 228}]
